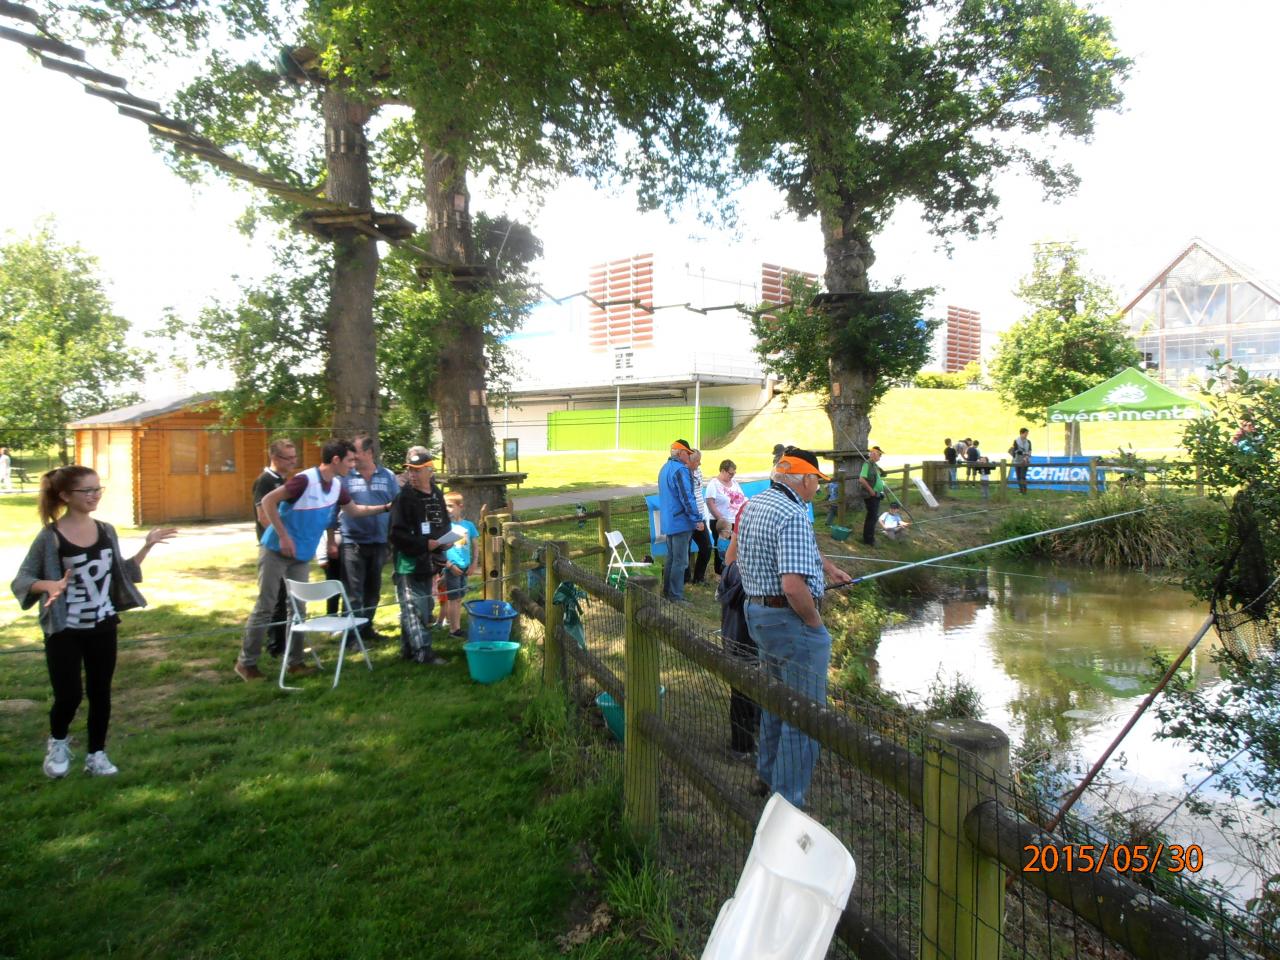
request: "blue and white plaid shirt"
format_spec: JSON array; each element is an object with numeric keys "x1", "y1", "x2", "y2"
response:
[{"x1": 736, "y1": 482, "x2": 825, "y2": 599}]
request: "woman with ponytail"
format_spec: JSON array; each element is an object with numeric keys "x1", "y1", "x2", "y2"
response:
[{"x1": 11, "y1": 466, "x2": 176, "y2": 779}]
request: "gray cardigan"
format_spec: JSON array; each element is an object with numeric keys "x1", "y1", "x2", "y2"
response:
[{"x1": 11, "y1": 522, "x2": 146, "y2": 637}]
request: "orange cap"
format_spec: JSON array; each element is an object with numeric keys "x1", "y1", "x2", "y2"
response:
[
  {"x1": 775, "y1": 454, "x2": 830, "y2": 481},
  {"x1": 670, "y1": 440, "x2": 692, "y2": 453}
]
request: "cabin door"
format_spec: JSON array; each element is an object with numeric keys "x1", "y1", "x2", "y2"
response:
[{"x1": 164, "y1": 429, "x2": 243, "y2": 521}]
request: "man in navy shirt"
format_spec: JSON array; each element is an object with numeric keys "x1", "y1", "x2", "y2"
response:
[{"x1": 338, "y1": 433, "x2": 398, "y2": 643}]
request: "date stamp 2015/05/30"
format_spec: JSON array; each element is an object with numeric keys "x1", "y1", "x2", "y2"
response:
[{"x1": 1023, "y1": 843, "x2": 1203, "y2": 875}]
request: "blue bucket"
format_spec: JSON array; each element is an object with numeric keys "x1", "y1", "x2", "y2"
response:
[
  {"x1": 464, "y1": 599, "x2": 518, "y2": 643},
  {"x1": 463, "y1": 641, "x2": 520, "y2": 684},
  {"x1": 595, "y1": 686, "x2": 666, "y2": 743}
]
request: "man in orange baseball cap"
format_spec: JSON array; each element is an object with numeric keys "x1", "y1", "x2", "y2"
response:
[{"x1": 734, "y1": 445, "x2": 852, "y2": 807}]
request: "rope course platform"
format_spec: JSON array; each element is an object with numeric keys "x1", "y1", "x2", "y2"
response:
[{"x1": 0, "y1": 0, "x2": 808, "y2": 323}]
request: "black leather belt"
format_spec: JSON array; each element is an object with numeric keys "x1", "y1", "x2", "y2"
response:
[{"x1": 747, "y1": 595, "x2": 789, "y2": 608}]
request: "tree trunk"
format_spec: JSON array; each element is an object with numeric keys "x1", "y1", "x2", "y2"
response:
[
  {"x1": 821, "y1": 209, "x2": 876, "y2": 483},
  {"x1": 422, "y1": 143, "x2": 504, "y2": 523},
  {"x1": 322, "y1": 87, "x2": 380, "y2": 439},
  {"x1": 1064, "y1": 421, "x2": 1082, "y2": 457}
]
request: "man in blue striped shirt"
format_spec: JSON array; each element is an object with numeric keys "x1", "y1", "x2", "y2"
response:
[{"x1": 736, "y1": 447, "x2": 853, "y2": 807}]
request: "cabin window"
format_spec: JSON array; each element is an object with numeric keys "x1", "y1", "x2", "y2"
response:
[
  {"x1": 208, "y1": 432, "x2": 236, "y2": 473},
  {"x1": 169, "y1": 430, "x2": 199, "y2": 474}
]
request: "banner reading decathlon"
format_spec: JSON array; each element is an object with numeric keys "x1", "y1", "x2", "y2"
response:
[
  {"x1": 1006, "y1": 457, "x2": 1105, "y2": 493},
  {"x1": 1046, "y1": 367, "x2": 1209, "y2": 424}
]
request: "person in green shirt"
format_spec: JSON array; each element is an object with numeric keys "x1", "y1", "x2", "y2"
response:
[{"x1": 857, "y1": 446, "x2": 887, "y2": 546}]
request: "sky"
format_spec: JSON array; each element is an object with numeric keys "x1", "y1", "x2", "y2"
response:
[{"x1": 1, "y1": 0, "x2": 1277, "y2": 397}]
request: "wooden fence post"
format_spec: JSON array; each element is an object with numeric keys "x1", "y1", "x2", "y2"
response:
[
  {"x1": 485, "y1": 512, "x2": 509, "y2": 600},
  {"x1": 623, "y1": 575, "x2": 661, "y2": 837},
  {"x1": 1194, "y1": 464, "x2": 1204, "y2": 498},
  {"x1": 543, "y1": 540, "x2": 567, "y2": 688},
  {"x1": 500, "y1": 521, "x2": 518, "y2": 606},
  {"x1": 921, "y1": 719, "x2": 1010, "y2": 960},
  {"x1": 901, "y1": 463, "x2": 912, "y2": 507},
  {"x1": 1088, "y1": 458, "x2": 1100, "y2": 497},
  {"x1": 597, "y1": 499, "x2": 612, "y2": 579},
  {"x1": 836, "y1": 476, "x2": 847, "y2": 526},
  {"x1": 997, "y1": 461, "x2": 1008, "y2": 502}
]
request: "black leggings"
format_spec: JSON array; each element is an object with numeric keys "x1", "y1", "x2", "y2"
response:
[{"x1": 46, "y1": 620, "x2": 118, "y2": 753}]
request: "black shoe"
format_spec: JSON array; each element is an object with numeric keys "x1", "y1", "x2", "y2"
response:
[
  {"x1": 449, "y1": 629, "x2": 466, "y2": 638},
  {"x1": 266, "y1": 641, "x2": 285, "y2": 658}
]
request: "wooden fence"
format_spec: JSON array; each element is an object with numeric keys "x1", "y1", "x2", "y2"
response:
[{"x1": 469, "y1": 501, "x2": 1256, "y2": 960}]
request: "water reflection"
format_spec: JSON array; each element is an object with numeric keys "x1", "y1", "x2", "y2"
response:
[{"x1": 875, "y1": 561, "x2": 1272, "y2": 896}]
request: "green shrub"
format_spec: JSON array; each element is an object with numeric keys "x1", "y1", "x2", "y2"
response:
[
  {"x1": 1049, "y1": 489, "x2": 1223, "y2": 571},
  {"x1": 922, "y1": 669, "x2": 984, "y2": 720}
]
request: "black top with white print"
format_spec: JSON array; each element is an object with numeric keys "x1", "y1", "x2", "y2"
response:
[{"x1": 54, "y1": 523, "x2": 120, "y2": 629}]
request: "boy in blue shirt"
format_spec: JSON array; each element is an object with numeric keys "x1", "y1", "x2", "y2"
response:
[{"x1": 442, "y1": 492, "x2": 479, "y2": 638}]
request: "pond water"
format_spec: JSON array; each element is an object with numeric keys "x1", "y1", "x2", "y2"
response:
[{"x1": 873, "y1": 560, "x2": 1272, "y2": 900}]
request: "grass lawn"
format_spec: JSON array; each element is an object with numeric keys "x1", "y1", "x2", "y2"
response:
[{"x1": 0, "y1": 495, "x2": 666, "y2": 960}]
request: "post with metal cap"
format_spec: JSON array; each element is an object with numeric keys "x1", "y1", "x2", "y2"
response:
[
  {"x1": 623, "y1": 575, "x2": 661, "y2": 836},
  {"x1": 597, "y1": 499, "x2": 611, "y2": 579},
  {"x1": 485, "y1": 512, "x2": 510, "y2": 601},
  {"x1": 921, "y1": 719, "x2": 1010, "y2": 960},
  {"x1": 543, "y1": 540, "x2": 567, "y2": 688},
  {"x1": 500, "y1": 521, "x2": 517, "y2": 606}
]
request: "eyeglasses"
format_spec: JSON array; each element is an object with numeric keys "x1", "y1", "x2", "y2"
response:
[{"x1": 71, "y1": 486, "x2": 106, "y2": 495}]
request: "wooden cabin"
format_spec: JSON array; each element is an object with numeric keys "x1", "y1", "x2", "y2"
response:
[{"x1": 69, "y1": 394, "x2": 323, "y2": 525}]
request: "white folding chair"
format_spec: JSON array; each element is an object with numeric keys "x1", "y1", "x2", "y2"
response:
[
  {"x1": 702, "y1": 795, "x2": 856, "y2": 960},
  {"x1": 605, "y1": 530, "x2": 651, "y2": 582},
  {"x1": 280, "y1": 579, "x2": 372, "y2": 691}
]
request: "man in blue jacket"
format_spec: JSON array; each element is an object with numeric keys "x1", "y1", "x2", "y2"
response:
[{"x1": 658, "y1": 439, "x2": 705, "y2": 603}]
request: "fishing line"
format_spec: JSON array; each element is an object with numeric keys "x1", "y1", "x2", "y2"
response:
[{"x1": 831, "y1": 505, "x2": 1153, "y2": 587}]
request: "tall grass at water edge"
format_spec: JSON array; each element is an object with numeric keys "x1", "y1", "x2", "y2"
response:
[{"x1": 993, "y1": 489, "x2": 1225, "y2": 572}]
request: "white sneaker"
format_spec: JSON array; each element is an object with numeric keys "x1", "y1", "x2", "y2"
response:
[
  {"x1": 84, "y1": 751, "x2": 119, "y2": 776},
  {"x1": 43, "y1": 737, "x2": 72, "y2": 778}
]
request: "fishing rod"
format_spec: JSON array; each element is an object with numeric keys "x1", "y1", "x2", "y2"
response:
[
  {"x1": 829, "y1": 506, "x2": 1153, "y2": 587},
  {"x1": 823, "y1": 552, "x2": 1058, "y2": 581}
]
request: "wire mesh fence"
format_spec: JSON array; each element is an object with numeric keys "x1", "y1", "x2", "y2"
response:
[{"x1": 503, "y1": 526, "x2": 1276, "y2": 959}]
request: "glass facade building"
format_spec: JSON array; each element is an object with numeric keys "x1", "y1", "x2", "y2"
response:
[{"x1": 1123, "y1": 240, "x2": 1280, "y2": 384}]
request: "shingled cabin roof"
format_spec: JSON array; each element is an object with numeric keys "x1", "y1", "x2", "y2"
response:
[{"x1": 67, "y1": 393, "x2": 219, "y2": 429}]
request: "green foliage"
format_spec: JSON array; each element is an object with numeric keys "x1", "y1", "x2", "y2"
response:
[
  {"x1": 1047, "y1": 489, "x2": 1223, "y2": 571},
  {"x1": 169, "y1": 214, "x2": 542, "y2": 440},
  {"x1": 751, "y1": 281, "x2": 937, "y2": 405},
  {"x1": 316, "y1": 0, "x2": 729, "y2": 211},
  {"x1": 1153, "y1": 359, "x2": 1280, "y2": 807},
  {"x1": 923, "y1": 670, "x2": 985, "y2": 721},
  {"x1": 722, "y1": 0, "x2": 1129, "y2": 234},
  {"x1": 914, "y1": 362, "x2": 983, "y2": 390},
  {"x1": 1178, "y1": 358, "x2": 1279, "y2": 604},
  {"x1": 989, "y1": 243, "x2": 1142, "y2": 423},
  {"x1": 0, "y1": 222, "x2": 148, "y2": 456}
]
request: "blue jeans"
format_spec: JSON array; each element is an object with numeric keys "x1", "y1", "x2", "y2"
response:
[
  {"x1": 744, "y1": 603, "x2": 832, "y2": 808},
  {"x1": 664, "y1": 530, "x2": 692, "y2": 599},
  {"x1": 948, "y1": 466, "x2": 958, "y2": 489}
]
